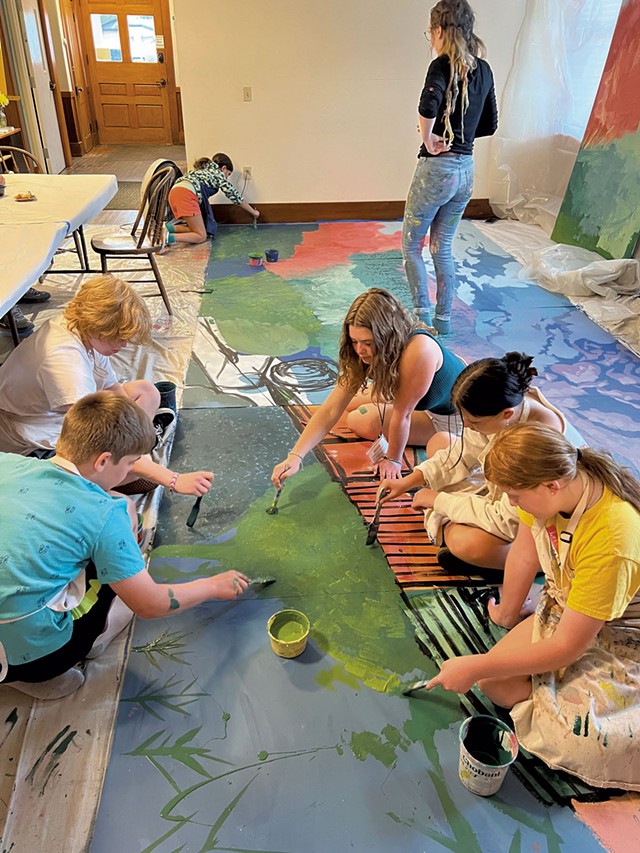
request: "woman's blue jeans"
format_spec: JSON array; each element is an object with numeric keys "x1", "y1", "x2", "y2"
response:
[{"x1": 402, "y1": 154, "x2": 474, "y2": 323}]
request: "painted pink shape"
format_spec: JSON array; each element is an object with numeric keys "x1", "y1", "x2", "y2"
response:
[
  {"x1": 267, "y1": 222, "x2": 402, "y2": 278},
  {"x1": 573, "y1": 793, "x2": 640, "y2": 852}
]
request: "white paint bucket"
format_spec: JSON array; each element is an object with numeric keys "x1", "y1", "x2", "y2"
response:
[{"x1": 458, "y1": 715, "x2": 518, "y2": 797}]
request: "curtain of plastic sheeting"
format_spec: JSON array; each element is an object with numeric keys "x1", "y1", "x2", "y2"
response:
[{"x1": 488, "y1": 0, "x2": 622, "y2": 234}]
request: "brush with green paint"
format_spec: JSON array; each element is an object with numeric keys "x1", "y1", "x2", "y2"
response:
[
  {"x1": 365, "y1": 488, "x2": 390, "y2": 546},
  {"x1": 248, "y1": 577, "x2": 277, "y2": 590},
  {"x1": 266, "y1": 483, "x2": 284, "y2": 515},
  {"x1": 402, "y1": 679, "x2": 430, "y2": 696}
]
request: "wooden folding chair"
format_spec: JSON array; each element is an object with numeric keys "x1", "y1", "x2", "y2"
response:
[
  {"x1": 90, "y1": 167, "x2": 174, "y2": 315},
  {"x1": 0, "y1": 145, "x2": 43, "y2": 174}
]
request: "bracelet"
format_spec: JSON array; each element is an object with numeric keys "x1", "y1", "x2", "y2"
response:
[
  {"x1": 383, "y1": 455, "x2": 402, "y2": 465},
  {"x1": 288, "y1": 450, "x2": 304, "y2": 464},
  {"x1": 168, "y1": 472, "x2": 179, "y2": 492}
]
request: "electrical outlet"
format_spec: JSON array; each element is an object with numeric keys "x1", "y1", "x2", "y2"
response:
[
  {"x1": 242, "y1": 86, "x2": 252, "y2": 102},
  {"x1": 242, "y1": 166, "x2": 252, "y2": 180}
]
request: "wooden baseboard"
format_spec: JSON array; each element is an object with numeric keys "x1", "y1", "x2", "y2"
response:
[{"x1": 212, "y1": 198, "x2": 492, "y2": 224}]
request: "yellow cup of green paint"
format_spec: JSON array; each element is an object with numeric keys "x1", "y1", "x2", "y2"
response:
[{"x1": 267, "y1": 609, "x2": 310, "y2": 658}]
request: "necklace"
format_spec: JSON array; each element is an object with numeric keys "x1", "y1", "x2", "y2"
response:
[{"x1": 547, "y1": 472, "x2": 591, "y2": 574}]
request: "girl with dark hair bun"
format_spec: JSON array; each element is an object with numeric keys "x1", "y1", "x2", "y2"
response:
[
  {"x1": 381, "y1": 352, "x2": 566, "y2": 574},
  {"x1": 165, "y1": 152, "x2": 259, "y2": 247}
]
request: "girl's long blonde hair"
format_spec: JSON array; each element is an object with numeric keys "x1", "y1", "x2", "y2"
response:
[
  {"x1": 430, "y1": 0, "x2": 486, "y2": 145},
  {"x1": 64, "y1": 274, "x2": 152, "y2": 348},
  {"x1": 484, "y1": 423, "x2": 640, "y2": 514},
  {"x1": 338, "y1": 288, "x2": 415, "y2": 401}
]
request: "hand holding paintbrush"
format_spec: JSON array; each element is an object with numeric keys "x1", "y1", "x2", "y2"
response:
[{"x1": 365, "y1": 488, "x2": 390, "y2": 546}]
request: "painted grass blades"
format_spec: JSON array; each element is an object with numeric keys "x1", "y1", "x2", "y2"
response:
[{"x1": 186, "y1": 495, "x2": 203, "y2": 528}]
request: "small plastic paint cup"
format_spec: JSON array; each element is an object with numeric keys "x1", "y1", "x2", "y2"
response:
[
  {"x1": 249, "y1": 253, "x2": 264, "y2": 267},
  {"x1": 267, "y1": 609, "x2": 310, "y2": 658},
  {"x1": 458, "y1": 715, "x2": 518, "y2": 796},
  {"x1": 265, "y1": 248, "x2": 279, "y2": 263},
  {"x1": 154, "y1": 380, "x2": 177, "y2": 414}
]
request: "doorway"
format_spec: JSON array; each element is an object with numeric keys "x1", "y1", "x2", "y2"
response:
[{"x1": 78, "y1": 0, "x2": 179, "y2": 145}]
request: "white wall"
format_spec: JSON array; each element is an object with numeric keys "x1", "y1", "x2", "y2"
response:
[{"x1": 174, "y1": 0, "x2": 526, "y2": 203}]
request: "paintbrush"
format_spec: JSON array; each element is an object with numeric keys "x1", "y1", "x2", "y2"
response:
[
  {"x1": 266, "y1": 484, "x2": 284, "y2": 515},
  {"x1": 186, "y1": 496, "x2": 203, "y2": 528},
  {"x1": 248, "y1": 576, "x2": 277, "y2": 590},
  {"x1": 252, "y1": 214, "x2": 257, "y2": 230},
  {"x1": 365, "y1": 488, "x2": 389, "y2": 546},
  {"x1": 403, "y1": 679, "x2": 430, "y2": 696}
]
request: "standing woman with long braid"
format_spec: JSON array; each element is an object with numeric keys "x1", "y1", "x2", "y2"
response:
[{"x1": 403, "y1": 1, "x2": 497, "y2": 335}]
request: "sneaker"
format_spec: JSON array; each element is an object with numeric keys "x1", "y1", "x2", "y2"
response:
[
  {"x1": 8, "y1": 666, "x2": 85, "y2": 700},
  {"x1": 0, "y1": 307, "x2": 35, "y2": 335},
  {"x1": 18, "y1": 286, "x2": 51, "y2": 304},
  {"x1": 153, "y1": 407, "x2": 176, "y2": 444}
]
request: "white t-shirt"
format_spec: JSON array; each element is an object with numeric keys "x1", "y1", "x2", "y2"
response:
[{"x1": 0, "y1": 316, "x2": 117, "y2": 453}]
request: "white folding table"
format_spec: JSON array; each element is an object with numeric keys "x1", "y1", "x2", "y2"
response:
[
  {"x1": 0, "y1": 221, "x2": 68, "y2": 344},
  {"x1": 0, "y1": 173, "x2": 118, "y2": 270}
]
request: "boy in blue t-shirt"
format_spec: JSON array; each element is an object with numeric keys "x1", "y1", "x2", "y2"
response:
[{"x1": 0, "y1": 392, "x2": 250, "y2": 700}]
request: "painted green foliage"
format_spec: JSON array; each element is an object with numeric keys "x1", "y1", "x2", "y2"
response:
[
  {"x1": 152, "y1": 463, "x2": 432, "y2": 692},
  {"x1": 200, "y1": 273, "x2": 322, "y2": 356},
  {"x1": 553, "y1": 132, "x2": 640, "y2": 258}
]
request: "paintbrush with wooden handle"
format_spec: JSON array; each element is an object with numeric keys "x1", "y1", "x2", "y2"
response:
[{"x1": 365, "y1": 488, "x2": 389, "y2": 546}]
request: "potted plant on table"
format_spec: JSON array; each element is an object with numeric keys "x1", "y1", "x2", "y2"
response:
[{"x1": 0, "y1": 92, "x2": 9, "y2": 128}]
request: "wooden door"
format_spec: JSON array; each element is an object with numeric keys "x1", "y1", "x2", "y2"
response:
[
  {"x1": 80, "y1": 0, "x2": 172, "y2": 144},
  {"x1": 60, "y1": 0, "x2": 95, "y2": 154}
]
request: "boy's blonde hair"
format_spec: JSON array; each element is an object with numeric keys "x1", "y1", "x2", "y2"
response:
[
  {"x1": 57, "y1": 392, "x2": 155, "y2": 464},
  {"x1": 64, "y1": 274, "x2": 152, "y2": 347}
]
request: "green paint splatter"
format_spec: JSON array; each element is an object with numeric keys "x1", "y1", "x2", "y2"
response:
[
  {"x1": 315, "y1": 663, "x2": 362, "y2": 692},
  {"x1": 583, "y1": 711, "x2": 589, "y2": 737},
  {"x1": 573, "y1": 715, "x2": 582, "y2": 735},
  {"x1": 167, "y1": 588, "x2": 180, "y2": 610},
  {"x1": 349, "y1": 731, "x2": 398, "y2": 768}
]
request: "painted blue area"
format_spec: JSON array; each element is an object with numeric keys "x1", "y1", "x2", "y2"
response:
[{"x1": 93, "y1": 569, "x2": 604, "y2": 853}]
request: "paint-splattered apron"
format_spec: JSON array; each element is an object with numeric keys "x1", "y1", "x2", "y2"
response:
[
  {"x1": 424, "y1": 390, "x2": 566, "y2": 544},
  {"x1": 510, "y1": 482, "x2": 640, "y2": 791}
]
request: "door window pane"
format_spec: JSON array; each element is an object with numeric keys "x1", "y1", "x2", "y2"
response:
[
  {"x1": 90, "y1": 14, "x2": 122, "y2": 62},
  {"x1": 127, "y1": 15, "x2": 157, "y2": 63}
]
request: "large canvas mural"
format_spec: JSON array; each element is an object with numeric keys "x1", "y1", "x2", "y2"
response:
[
  {"x1": 553, "y1": 0, "x2": 640, "y2": 258},
  {"x1": 91, "y1": 220, "x2": 640, "y2": 851}
]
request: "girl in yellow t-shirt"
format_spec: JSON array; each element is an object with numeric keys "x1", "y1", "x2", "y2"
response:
[{"x1": 427, "y1": 423, "x2": 640, "y2": 791}]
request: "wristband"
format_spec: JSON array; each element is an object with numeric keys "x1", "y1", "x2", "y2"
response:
[
  {"x1": 168, "y1": 472, "x2": 179, "y2": 492},
  {"x1": 383, "y1": 455, "x2": 402, "y2": 465}
]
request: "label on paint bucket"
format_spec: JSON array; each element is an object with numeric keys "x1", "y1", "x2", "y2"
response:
[{"x1": 458, "y1": 715, "x2": 518, "y2": 797}]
